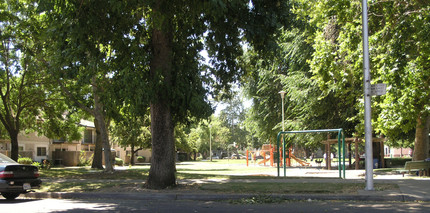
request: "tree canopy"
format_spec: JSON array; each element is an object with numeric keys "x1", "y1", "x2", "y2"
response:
[
  {"x1": 0, "y1": 0, "x2": 80, "y2": 160},
  {"x1": 242, "y1": 0, "x2": 429, "y2": 160}
]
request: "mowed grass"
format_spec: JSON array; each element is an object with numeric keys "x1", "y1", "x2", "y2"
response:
[
  {"x1": 40, "y1": 167, "x2": 149, "y2": 180},
  {"x1": 37, "y1": 159, "x2": 398, "y2": 193},
  {"x1": 199, "y1": 182, "x2": 398, "y2": 194}
]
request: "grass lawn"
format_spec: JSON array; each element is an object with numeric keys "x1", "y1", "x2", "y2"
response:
[
  {"x1": 199, "y1": 182, "x2": 397, "y2": 194},
  {"x1": 37, "y1": 159, "x2": 398, "y2": 194}
]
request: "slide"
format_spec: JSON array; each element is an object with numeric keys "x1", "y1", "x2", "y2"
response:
[
  {"x1": 290, "y1": 154, "x2": 310, "y2": 166},
  {"x1": 258, "y1": 158, "x2": 270, "y2": 165}
]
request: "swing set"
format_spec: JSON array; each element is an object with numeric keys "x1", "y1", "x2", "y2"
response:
[{"x1": 277, "y1": 128, "x2": 346, "y2": 179}]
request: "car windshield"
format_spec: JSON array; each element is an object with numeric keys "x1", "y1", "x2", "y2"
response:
[{"x1": 0, "y1": 153, "x2": 17, "y2": 164}]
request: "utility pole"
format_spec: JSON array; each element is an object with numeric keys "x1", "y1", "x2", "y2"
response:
[{"x1": 362, "y1": 0, "x2": 374, "y2": 191}]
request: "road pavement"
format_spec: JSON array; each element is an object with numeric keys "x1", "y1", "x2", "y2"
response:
[{"x1": 2, "y1": 198, "x2": 430, "y2": 213}]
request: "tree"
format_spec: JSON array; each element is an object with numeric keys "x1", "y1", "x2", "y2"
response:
[
  {"x1": 141, "y1": 1, "x2": 292, "y2": 189},
  {"x1": 369, "y1": 0, "x2": 430, "y2": 160},
  {"x1": 0, "y1": 0, "x2": 68, "y2": 160},
  {"x1": 218, "y1": 92, "x2": 249, "y2": 149},
  {"x1": 292, "y1": 0, "x2": 430, "y2": 160},
  {"x1": 110, "y1": 106, "x2": 151, "y2": 166},
  {"x1": 187, "y1": 116, "x2": 230, "y2": 159},
  {"x1": 40, "y1": 0, "x2": 292, "y2": 188},
  {"x1": 39, "y1": 0, "x2": 141, "y2": 171},
  {"x1": 241, "y1": 0, "x2": 368, "y2": 152}
]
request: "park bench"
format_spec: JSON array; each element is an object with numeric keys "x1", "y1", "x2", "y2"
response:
[{"x1": 398, "y1": 161, "x2": 430, "y2": 177}]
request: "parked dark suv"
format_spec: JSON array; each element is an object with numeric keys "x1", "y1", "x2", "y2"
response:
[{"x1": 0, "y1": 153, "x2": 42, "y2": 200}]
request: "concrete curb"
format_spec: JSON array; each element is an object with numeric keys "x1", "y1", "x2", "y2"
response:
[{"x1": 23, "y1": 192, "x2": 428, "y2": 202}]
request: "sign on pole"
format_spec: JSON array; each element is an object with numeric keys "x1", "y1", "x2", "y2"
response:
[{"x1": 371, "y1": 83, "x2": 387, "y2": 96}]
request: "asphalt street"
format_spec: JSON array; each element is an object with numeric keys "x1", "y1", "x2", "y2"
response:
[{"x1": 1, "y1": 198, "x2": 430, "y2": 213}]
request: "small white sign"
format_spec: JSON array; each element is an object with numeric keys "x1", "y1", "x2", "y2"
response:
[{"x1": 371, "y1": 83, "x2": 387, "y2": 96}]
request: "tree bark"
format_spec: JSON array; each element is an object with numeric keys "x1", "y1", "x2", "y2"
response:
[
  {"x1": 146, "y1": 0, "x2": 176, "y2": 189},
  {"x1": 92, "y1": 78, "x2": 113, "y2": 173},
  {"x1": 147, "y1": 101, "x2": 176, "y2": 189},
  {"x1": 413, "y1": 115, "x2": 430, "y2": 161},
  {"x1": 130, "y1": 144, "x2": 135, "y2": 166},
  {"x1": 91, "y1": 117, "x2": 104, "y2": 169},
  {"x1": 10, "y1": 131, "x2": 19, "y2": 161},
  {"x1": 93, "y1": 100, "x2": 113, "y2": 172}
]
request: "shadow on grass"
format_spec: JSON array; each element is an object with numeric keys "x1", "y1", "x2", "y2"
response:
[
  {"x1": 199, "y1": 182, "x2": 398, "y2": 194},
  {"x1": 41, "y1": 168, "x2": 150, "y2": 180},
  {"x1": 176, "y1": 172, "x2": 230, "y2": 179},
  {"x1": 176, "y1": 168, "x2": 231, "y2": 172}
]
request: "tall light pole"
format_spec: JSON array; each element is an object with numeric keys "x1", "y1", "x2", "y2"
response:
[
  {"x1": 279, "y1": 91, "x2": 286, "y2": 132},
  {"x1": 362, "y1": 0, "x2": 374, "y2": 190},
  {"x1": 209, "y1": 125, "x2": 212, "y2": 162},
  {"x1": 279, "y1": 91, "x2": 286, "y2": 174}
]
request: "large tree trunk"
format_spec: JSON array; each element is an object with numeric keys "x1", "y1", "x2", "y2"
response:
[
  {"x1": 98, "y1": 114, "x2": 113, "y2": 173},
  {"x1": 146, "y1": 0, "x2": 176, "y2": 189},
  {"x1": 147, "y1": 101, "x2": 176, "y2": 189},
  {"x1": 10, "y1": 131, "x2": 19, "y2": 161},
  {"x1": 94, "y1": 105, "x2": 113, "y2": 173},
  {"x1": 130, "y1": 144, "x2": 135, "y2": 166},
  {"x1": 91, "y1": 117, "x2": 104, "y2": 169},
  {"x1": 92, "y1": 78, "x2": 113, "y2": 173},
  {"x1": 413, "y1": 115, "x2": 430, "y2": 161}
]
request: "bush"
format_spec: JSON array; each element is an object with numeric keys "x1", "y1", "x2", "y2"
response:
[
  {"x1": 78, "y1": 151, "x2": 92, "y2": 166},
  {"x1": 41, "y1": 159, "x2": 51, "y2": 170},
  {"x1": 137, "y1": 156, "x2": 146, "y2": 163},
  {"x1": 115, "y1": 157, "x2": 124, "y2": 166},
  {"x1": 385, "y1": 158, "x2": 412, "y2": 168},
  {"x1": 18, "y1": 157, "x2": 33, "y2": 165},
  {"x1": 32, "y1": 161, "x2": 41, "y2": 169}
]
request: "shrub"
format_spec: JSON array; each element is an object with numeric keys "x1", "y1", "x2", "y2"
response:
[
  {"x1": 18, "y1": 157, "x2": 33, "y2": 165},
  {"x1": 32, "y1": 161, "x2": 41, "y2": 169},
  {"x1": 137, "y1": 156, "x2": 146, "y2": 163},
  {"x1": 41, "y1": 159, "x2": 51, "y2": 170},
  {"x1": 115, "y1": 157, "x2": 124, "y2": 166},
  {"x1": 78, "y1": 151, "x2": 92, "y2": 167},
  {"x1": 385, "y1": 158, "x2": 412, "y2": 168}
]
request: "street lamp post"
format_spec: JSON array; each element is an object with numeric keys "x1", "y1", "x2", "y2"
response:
[
  {"x1": 279, "y1": 91, "x2": 287, "y2": 175},
  {"x1": 209, "y1": 125, "x2": 212, "y2": 162},
  {"x1": 279, "y1": 91, "x2": 286, "y2": 132}
]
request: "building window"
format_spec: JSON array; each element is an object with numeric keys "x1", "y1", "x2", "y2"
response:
[
  {"x1": 37, "y1": 147, "x2": 47, "y2": 156},
  {"x1": 83, "y1": 129, "x2": 93, "y2": 144}
]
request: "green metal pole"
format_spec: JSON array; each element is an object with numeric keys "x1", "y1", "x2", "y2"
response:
[
  {"x1": 283, "y1": 134, "x2": 286, "y2": 177},
  {"x1": 275, "y1": 129, "x2": 347, "y2": 178},
  {"x1": 338, "y1": 130, "x2": 341, "y2": 178},
  {"x1": 277, "y1": 132, "x2": 280, "y2": 177},
  {"x1": 343, "y1": 131, "x2": 346, "y2": 179}
]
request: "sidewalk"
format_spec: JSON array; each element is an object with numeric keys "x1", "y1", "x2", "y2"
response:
[{"x1": 23, "y1": 168, "x2": 430, "y2": 202}]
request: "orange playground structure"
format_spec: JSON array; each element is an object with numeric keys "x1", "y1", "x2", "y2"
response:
[{"x1": 246, "y1": 144, "x2": 310, "y2": 167}]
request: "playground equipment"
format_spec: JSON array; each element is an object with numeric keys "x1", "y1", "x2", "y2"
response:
[
  {"x1": 277, "y1": 129, "x2": 346, "y2": 179},
  {"x1": 257, "y1": 144, "x2": 272, "y2": 166},
  {"x1": 246, "y1": 144, "x2": 275, "y2": 167},
  {"x1": 321, "y1": 135, "x2": 386, "y2": 170},
  {"x1": 246, "y1": 144, "x2": 311, "y2": 168},
  {"x1": 290, "y1": 154, "x2": 310, "y2": 167}
]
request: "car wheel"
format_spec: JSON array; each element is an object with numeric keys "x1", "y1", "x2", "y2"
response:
[{"x1": 2, "y1": 192, "x2": 20, "y2": 200}]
